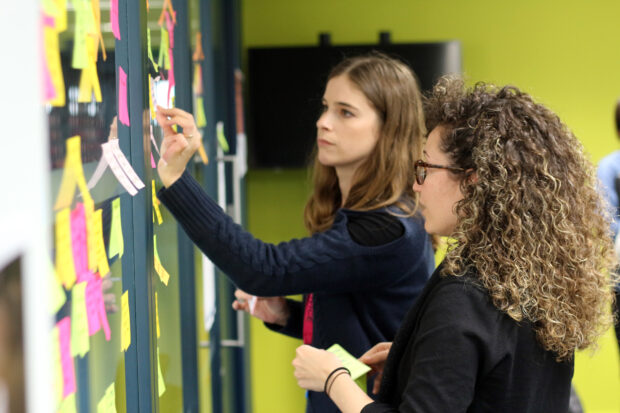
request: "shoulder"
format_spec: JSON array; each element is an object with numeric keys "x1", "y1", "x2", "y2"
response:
[
  {"x1": 343, "y1": 209, "x2": 406, "y2": 247},
  {"x1": 598, "y1": 150, "x2": 620, "y2": 173}
]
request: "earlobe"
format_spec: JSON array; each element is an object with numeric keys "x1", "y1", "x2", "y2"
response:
[{"x1": 466, "y1": 170, "x2": 478, "y2": 184}]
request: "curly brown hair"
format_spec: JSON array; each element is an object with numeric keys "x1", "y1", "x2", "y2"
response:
[
  {"x1": 304, "y1": 53, "x2": 425, "y2": 233},
  {"x1": 424, "y1": 76, "x2": 618, "y2": 361}
]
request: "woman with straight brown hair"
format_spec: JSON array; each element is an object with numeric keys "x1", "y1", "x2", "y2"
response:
[{"x1": 155, "y1": 53, "x2": 435, "y2": 412}]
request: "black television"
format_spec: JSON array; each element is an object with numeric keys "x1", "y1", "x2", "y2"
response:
[{"x1": 246, "y1": 41, "x2": 462, "y2": 168}]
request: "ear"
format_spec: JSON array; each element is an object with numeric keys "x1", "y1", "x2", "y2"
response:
[{"x1": 465, "y1": 170, "x2": 478, "y2": 184}]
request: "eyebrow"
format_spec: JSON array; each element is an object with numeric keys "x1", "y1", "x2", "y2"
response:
[{"x1": 322, "y1": 98, "x2": 358, "y2": 111}]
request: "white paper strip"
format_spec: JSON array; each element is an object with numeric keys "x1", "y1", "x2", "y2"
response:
[
  {"x1": 102, "y1": 143, "x2": 138, "y2": 196},
  {"x1": 109, "y1": 139, "x2": 145, "y2": 190},
  {"x1": 202, "y1": 254, "x2": 216, "y2": 331}
]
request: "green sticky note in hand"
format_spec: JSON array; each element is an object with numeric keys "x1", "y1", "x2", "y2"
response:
[{"x1": 326, "y1": 344, "x2": 371, "y2": 390}]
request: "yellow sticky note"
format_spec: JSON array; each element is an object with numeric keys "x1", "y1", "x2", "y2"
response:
[
  {"x1": 53, "y1": 0, "x2": 68, "y2": 32},
  {"x1": 121, "y1": 291, "x2": 131, "y2": 352},
  {"x1": 108, "y1": 198, "x2": 124, "y2": 259},
  {"x1": 195, "y1": 96, "x2": 207, "y2": 128},
  {"x1": 58, "y1": 392, "x2": 77, "y2": 413},
  {"x1": 54, "y1": 136, "x2": 92, "y2": 210},
  {"x1": 152, "y1": 180, "x2": 163, "y2": 225},
  {"x1": 97, "y1": 382, "x2": 116, "y2": 413},
  {"x1": 55, "y1": 208, "x2": 77, "y2": 289},
  {"x1": 153, "y1": 236, "x2": 170, "y2": 286},
  {"x1": 78, "y1": 36, "x2": 102, "y2": 103},
  {"x1": 51, "y1": 327, "x2": 64, "y2": 406},
  {"x1": 93, "y1": 209, "x2": 111, "y2": 276},
  {"x1": 44, "y1": 25, "x2": 66, "y2": 107},
  {"x1": 147, "y1": 28, "x2": 159, "y2": 72},
  {"x1": 155, "y1": 292, "x2": 160, "y2": 339},
  {"x1": 70, "y1": 282, "x2": 90, "y2": 358},
  {"x1": 157, "y1": 28, "x2": 170, "y2": 70},
  {"x1": 50, "y1": 264, "x2": 67, "y2": 314},
  {"x1": 157, "y1": 347, "x2": 166, "y2": 397},
  {"x1": 148, "y1": 75, "x2": 156, "y2": 120}
]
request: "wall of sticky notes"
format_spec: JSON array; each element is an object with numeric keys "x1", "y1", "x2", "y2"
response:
[{"x1": 41, "y1": 0, "x2": 249, "y2": 412}]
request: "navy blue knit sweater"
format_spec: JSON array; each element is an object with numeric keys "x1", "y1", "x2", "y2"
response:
[{"x1": 158, "y1": 171, "x2": 435, "y2": 413}]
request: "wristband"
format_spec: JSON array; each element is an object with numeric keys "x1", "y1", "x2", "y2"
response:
[
  {"x1": 326, "y1": 370, "x2": 351, "y2": 397},
  {"x1": 323, "y1": 367, "x2": 350, "y2": 394}
]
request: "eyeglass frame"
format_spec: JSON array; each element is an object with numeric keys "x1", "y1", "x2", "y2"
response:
[{"x1": 414, "y1": 160, "x2": 467, "y2": 185}]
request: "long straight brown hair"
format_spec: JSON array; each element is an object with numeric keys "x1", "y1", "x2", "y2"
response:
[{"x1": 304, "y1": 52, "x2": 426, "y2": 234}]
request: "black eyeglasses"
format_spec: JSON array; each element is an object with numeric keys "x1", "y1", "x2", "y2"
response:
[{"x1": 414, "y1": 160, "x2": 466, "y2": 185}]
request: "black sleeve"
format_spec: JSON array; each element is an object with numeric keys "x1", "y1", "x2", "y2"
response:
[
  {"x1": 263, "y1": 298, "x2": 304, "y2": 339},
  {"x1": 346, "y1": 212, "x2": 405, "y2": 247}
]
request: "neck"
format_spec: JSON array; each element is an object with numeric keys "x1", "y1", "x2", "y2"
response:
[{"x1": 335, "y1": 166, "x2": 357, "y2": 207}]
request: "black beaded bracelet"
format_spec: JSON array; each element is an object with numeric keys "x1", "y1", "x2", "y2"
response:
[{"x1": 324, "y1": 367, "x2": 351, "y2": 394}]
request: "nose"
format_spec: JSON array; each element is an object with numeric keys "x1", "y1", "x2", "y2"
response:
[
  {"x1": 316, "y1": 111, "x2": 331, "y2": 131},
  {"x1": 413, "y1": 179, "x2": 422, "y2": 193}
]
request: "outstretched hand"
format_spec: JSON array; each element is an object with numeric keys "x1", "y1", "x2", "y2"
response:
[
  {"x1": 156, "y1": 106, "x2": 202, "y2": 187},
  {"x1": 359, "y1": 342, "x2": 392, "y2": 394},
  {"x1": 231, "y1": 289, "x2": 291, "y2": 326}
]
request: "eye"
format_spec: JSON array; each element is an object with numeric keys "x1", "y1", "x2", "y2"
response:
[
  {"x1": 320, "y1": 103, "x2": 328, "y2": 113},
  {"x1": 341, "y1": 109, "x2": 354, "y2": 118}
]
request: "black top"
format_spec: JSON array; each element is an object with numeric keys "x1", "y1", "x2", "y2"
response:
[
  {"x1": 347, "y1": 211, "x2": 405, "y2": 246},
  {"x1": 362, "y1": 263, "x2": 574, "y2": 413}
]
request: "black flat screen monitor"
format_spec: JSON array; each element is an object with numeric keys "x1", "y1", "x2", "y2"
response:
[{"x1": 247, "y1": 41, "x2": 462, "y2": 168}]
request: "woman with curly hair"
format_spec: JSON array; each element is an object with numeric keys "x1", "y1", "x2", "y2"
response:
[{"x1": 292, "y1": 76, "x2": 617, "y2": 412}]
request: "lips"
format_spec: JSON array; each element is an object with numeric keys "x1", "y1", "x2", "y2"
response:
[{"x1": 317, "y1": 138, "x2": 334, "y2": 146}]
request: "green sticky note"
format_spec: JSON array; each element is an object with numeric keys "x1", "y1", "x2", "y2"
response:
[
  {"x1": 97, "y1": 382, "x2": 117, "y2": 413},
  {"x1": 50, "y1": 264, "x2": 67, "y2": 314},
  {"x1": 157, "y1": 347, "x2": 166, "y2": 397},
  {"x1": 71, "y1": 0, "x2": 89, "y2": 69},
  {"x1": 147, "y1": 28, "x2": 159, "y2": 72},
  {"x1": 108, "y1": 197, "x2": 124, "y2": 259},
  {"x1": 216, "y1": 121, "x2": 229, "y2": 153},
  {"x1": 195, "y1": 96, "x2": 207, "y2": 128},
  {"x1": 158, "y1": 28, "x2": 170, "y2": 70},
  {"x1": 70, "y1": 282, "x2": 90, "y2": 357},
  {"x1": 326, "y1": 344, "x2": 371, "y2": 385},
  {"x1": 58, "y1": 393, "x2": 77, "y2": 413}
]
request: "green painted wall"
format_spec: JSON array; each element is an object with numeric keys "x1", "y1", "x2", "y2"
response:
[{"x1": 243, "y1": 1, "x2": 620, "y2": 412}]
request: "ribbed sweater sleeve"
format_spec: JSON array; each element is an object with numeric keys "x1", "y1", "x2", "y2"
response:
[
  {"x1": 263, "y1": 298, "x2": 304, "y2": 339},
  {"x1": 157, "y1": 172, "x2": 412, "y2": 296}
]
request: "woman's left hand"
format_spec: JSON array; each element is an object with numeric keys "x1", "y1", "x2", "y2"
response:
[
  {"x1": 155, "y1": 106, "x2": 202, "y2": 187},
  {"x1": 292, "y1": 345, "x2": 343, "y2": 392}
]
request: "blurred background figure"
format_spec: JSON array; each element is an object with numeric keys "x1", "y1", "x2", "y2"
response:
[{"x1": 596, "y1": 99, "x2": 620, "y2": 355}]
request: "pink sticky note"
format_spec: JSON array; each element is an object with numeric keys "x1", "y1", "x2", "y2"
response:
[
  {"x1": 41, "y1": 13, "x2": 56, "y2": 101},
  {"x1": 57, "y1": 317, "x2": 76, "y2": 397},
  {"x1": 110, "y1": 0, "x2": 120, "y2": 40},
  {"x1": 70, "y1": 203, "x2": 88, "y2": 279},
  {"x1": 165, "y1": 11, "x2": 175, "y2": 49},
  {"x1": 167, "y1": 50, "x2": 175, "y2": 105},
  {"x1": 118, "y1": 66, "x2": 130, "y2": 126},
  {"x1": 151, "y1": 152, "x2": 156, "y2": 168},
  {"x1": 85, "y1": 277, "x2": 102, "y2": 336}
]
